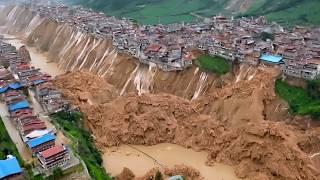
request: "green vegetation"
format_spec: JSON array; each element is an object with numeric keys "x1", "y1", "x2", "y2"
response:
[
  {"x1": 0, "y1": 117, "x2": 22, "y2": 162},
  {"x1": 51, "y1": 111, "x2": 111, "y2": 180},
  {"x1": 245, "y1": 0, "x2": 320, "y2": 26},
  {"x1": 69, "y1": 0, "x2": 320, "y2": 26},
  {"x1": 196, "y1": 54, "x2": 230, "y2": 75},
  {"x1": 275, "y1": 79, "x2": 320, "y2": 118},
  {"x1": 49, "y1": 168, "x2": 63, "y2": 180},
  {"x1": 70, "y1": 0, "x2": 229, "y2": 24}
]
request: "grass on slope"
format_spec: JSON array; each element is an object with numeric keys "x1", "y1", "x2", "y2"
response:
[
  {"x1": 275, "y1": 79, "x2": 320, "y2": 118},
  {"x1": 73, "y1": 0, "x2": 229, "y2": 24},
  {"x1": 196, "y1": 54, "x2": 230, "y2": 75},
  {"x1": 245, "y1": 0, "x2": 320, "y2": 26},
  {"x1": 51, "y1": 111, "x2": 111, "y2": 180},
  {"x1": 0, "y1": 117, "x2": 22, "y2": 163}
]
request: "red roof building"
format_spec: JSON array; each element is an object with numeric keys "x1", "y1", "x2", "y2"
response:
[
  {"x1": 10, "y1": 108, "x2": 33, "y2": 118},
  {"x1": 21, "y1": 121, "x2": 46, "y2": 135},
  {"x1": 37, "y1": 145, "x2": 70, "y2": 170}
]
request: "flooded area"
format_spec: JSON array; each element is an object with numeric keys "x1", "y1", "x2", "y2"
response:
[
  {"x1": 103, "y1": 143, "x2": 240, "y2": 180},
  {"x1": 2, "y1": 34, "x2": 64, "y2": 77}
]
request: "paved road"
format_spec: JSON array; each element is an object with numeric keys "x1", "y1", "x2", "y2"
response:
[{"x1": 0, "y1": 103, "x2": 33, "y2": 161}]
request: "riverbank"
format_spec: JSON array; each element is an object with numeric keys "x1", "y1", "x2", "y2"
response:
[{"x1": 2, "y1": 34, "x2": 64, "y2": 77}]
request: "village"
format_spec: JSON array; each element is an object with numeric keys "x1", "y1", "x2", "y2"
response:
[
  {"x1": 0, "y1": 39, "x2": 80, "y2": 179},
  {"x1": 21, "y1": 2, "x2": 320, "y2": 78}
]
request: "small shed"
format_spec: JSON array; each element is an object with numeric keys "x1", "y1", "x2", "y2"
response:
[{"x1": 260, "y1": 54, "x2": 284, "y2": 65}]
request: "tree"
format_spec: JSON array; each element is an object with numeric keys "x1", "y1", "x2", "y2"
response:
[
  {"x1": 260, "y1": 32, "x2": 274, "y2": 41},
  {"x1": 52, "y1": 168, "x2": 63, "y2": 180},
  {"x1": 155, "y1": 171, "x2": 163, "y2": 180}
]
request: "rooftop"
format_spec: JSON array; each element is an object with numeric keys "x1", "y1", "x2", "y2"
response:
[
  {"x1": 0, "y1": 156, "x2": 22, "y2": 179},
  {"x1": 260, "y1": 54, "x2": 284, "y2": 63},
  {"x1": 39, "y1": 145, "x2": 66, "y2": 159},
  {"x1": 8, "y1": 100, "x2": 30, "y2": 112},
  {"x1": 27, "y1": 134, "x2": 56, "y2": 148}
]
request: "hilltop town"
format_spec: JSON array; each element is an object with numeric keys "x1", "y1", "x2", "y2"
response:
[{"x1": 20, "y1": 2, "x2": 320, "y2": 79}]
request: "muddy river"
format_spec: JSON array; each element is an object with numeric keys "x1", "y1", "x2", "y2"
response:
[
  {"x1": 2, "y1": 34, "x2": 64, "y2": 77},
  {"x1": 103, "y1": 143, "x2": 240, "y2": 179}
]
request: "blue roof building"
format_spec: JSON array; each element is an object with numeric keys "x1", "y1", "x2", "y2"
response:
[
  {"x1": 9, "y1": 82, "x2": 23, "y2": 90},
  {"x1": 0, "y1": 156, "x2": 23, "y2": 179},
  {"x1": 8, "y1": 100, "x2": 30, "y2": 112},
  {"x1": 27, "y1": 134, "x2": 56, "y2": 149},
  {"x1": 260, "y1": 54, "x2": 284, "y2": 64},
  {"x1": 0, "y1": 86, "x2": 9, "y2": 94},
  {"x1": 33, "y1": 80, "x2": 46, "y2": 85}
]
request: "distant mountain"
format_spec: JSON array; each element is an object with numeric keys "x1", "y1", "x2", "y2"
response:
[{"x1": 69, "y1": 0, "x2": 320, "y2": 26}]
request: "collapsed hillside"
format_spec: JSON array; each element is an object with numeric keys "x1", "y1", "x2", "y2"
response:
[{"x1": 54, "y1": 66, "x2": 320, "y2": 180}]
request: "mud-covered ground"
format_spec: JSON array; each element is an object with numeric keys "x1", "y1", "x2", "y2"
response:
[{"x1": 54, "y1": 66, "x2": 320, "y2": 180}]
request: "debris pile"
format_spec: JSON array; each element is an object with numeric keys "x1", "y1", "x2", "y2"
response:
[{"x1": 54, "y1": 67, "x2": 320, "y2": 179}]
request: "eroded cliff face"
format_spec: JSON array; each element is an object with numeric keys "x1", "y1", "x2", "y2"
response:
[{"x1": 0, "y1": 5, "x2": 229, "y2": 99}]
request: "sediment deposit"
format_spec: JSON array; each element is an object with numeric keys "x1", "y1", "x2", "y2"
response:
[
  {"x1": 54, "y1": 66, "x2": 320, "y2": 180},
  {"x1": 115, "y1": 165, "x2": 202, "y2": 180}
]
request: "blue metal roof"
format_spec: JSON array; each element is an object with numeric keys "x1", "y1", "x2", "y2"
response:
[
  {"x1": 0, "y1": 157, "x2": 22, "y2": 179},
  {"x1": 260, "y1": 54, "x2": 283, "y2": 63},
  {"x1": 27, "y1": 134, "x2": 56, "y2": 148},
  {"x1": 8, "y1": 100, "x2": 30, "y2": 112},
  {"x1": 0, "y1": 86, "x2": 9, "y2": 94},
  {"x1": 33, "y1": 80, "x2": 46, "y2": 85},
  {"x1": 9, "y1": 82, "x2": 23, "y2": 90}
]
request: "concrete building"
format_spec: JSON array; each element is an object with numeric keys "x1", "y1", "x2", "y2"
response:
[
  {"x1": 282, "y1": 58, "x2": 320, "y2": 79},
  {"x1": 37, "y1": 145, "x2": 70, "y2": 170},
  {"x1": 27, "y1": 134, "x2": 56, "y2": 154}
]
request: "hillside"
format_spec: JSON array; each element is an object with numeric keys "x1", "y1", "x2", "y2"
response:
[
  {"x1": 70, "y1": 0, "x2": 230, "y2": 24},
  {"x1": 244, "y1": 0, "x2": 320, "y2": 26},
  {"x1": 69, "y1": 0, "x2": 320, "y2": 26}
]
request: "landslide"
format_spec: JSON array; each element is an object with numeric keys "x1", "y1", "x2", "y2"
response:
[
  {"x1": 54, "y1": 66, "x2": 320, "y2": 179},
  {"x1": 54, "y1": 71, "x2": 119, "y2": 105}
]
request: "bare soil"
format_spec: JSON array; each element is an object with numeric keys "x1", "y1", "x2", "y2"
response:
[{"x1": 54, "y1": 65, "x2": 320, "y2": 180}]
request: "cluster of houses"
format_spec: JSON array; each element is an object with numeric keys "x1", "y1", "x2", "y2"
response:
[
  {"x1": 22, "y1": 2, "x2": 320, "y2": 78},
  {"x1": 0, "y1": 40, "x2": 71, "y2": 178}
]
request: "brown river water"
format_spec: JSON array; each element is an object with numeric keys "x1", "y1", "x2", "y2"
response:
[{"x1": 103, "y1": 143, "x2": 240, "y2": 179}]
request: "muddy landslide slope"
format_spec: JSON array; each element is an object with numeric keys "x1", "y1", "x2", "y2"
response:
[{"x1": 54, "y1": 66, "x2": 320, "y2": 180}]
